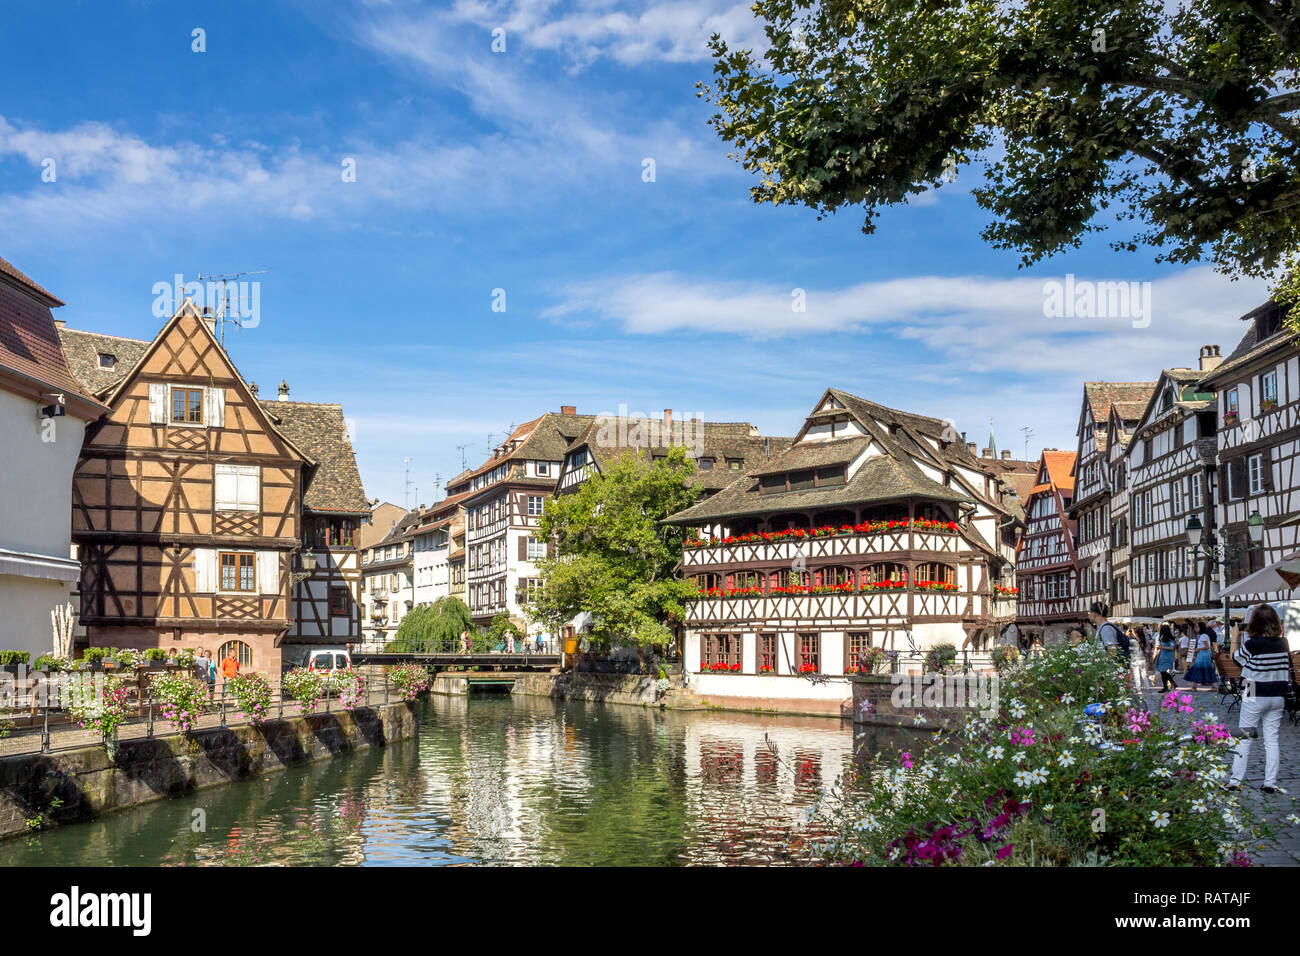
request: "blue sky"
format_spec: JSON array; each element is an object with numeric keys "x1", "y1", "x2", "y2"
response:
[{"x1": 0, "y1": 0, "x2": 1272, "y2": 507}]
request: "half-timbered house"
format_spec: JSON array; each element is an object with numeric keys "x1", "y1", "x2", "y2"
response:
[
  {"x1": 1202, "y1": 300, "x2": 1298, "y2": 597},
  {"x1": 1102, "y1": 391, "x2": 1156, "y2": 618},
  {"x1": 0, "y1": 256, "x2": 108, "y2": 657},
  {"x1": 1126, "y1": 348, "x2": 1222, "y2": 617},
  {"x1": 259, "y1": 391, "x2": 369, "y2": 658},
  {"x1": 1068, "y1": 383, "x2": 1157, "y2": 620},
  {"x1": 58, "y1": 302, "x2": 369, "y2": 671},
  {"x1": 661, "y1": 388, "x2": 1026, "y2": 713},
  {"x1": 450, "y1": 406, "x2": 595, "y2": 636},
  {"x1": 359, "y1": 509, "x2": 418, "y2": 645},
  {"x1": 1014, "y1": 450, "x2": 1078, "y2": 643}
]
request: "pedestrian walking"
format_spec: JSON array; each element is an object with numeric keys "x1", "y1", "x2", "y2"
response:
[
  {"x1": 1154, "y1": 624, "x2": 1177, "y2": 692},
  {"x1": 1088, "y1": 602, "x2": 1125, "y2": 657},
  {"x1": 200, "y1": 649, "x2": 216, "y2": 698},
  {"x1": 1228, "y1": 604, "x2": 1292, "y2": 794},
  {"x1": 220, "y1": 647, "x2": 240, "y2": 690},
  {"x1": 1176, "y1": 627, "x2": 1190, "y2": 672},
  {"x1": 1185, "y1": 622, "x2": 1218, "y2": 690},
  {"x1": 1129, "y1": 627, "x2": 1151, "y2": 688}
]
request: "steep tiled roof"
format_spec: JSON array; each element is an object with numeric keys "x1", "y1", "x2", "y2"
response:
[
  {"x1": 56, "y1": 327, "x2": 150, "y2": 397},
  {"x1": 454, "y1": 411, "x2": 596, "y2": 488},
  {"x1": 260, "y1": 400, "x2": 370, "y2": 514},
  {"x1": 565, "y1": 416, "x2": 794, "y2": 492},
  {"x1": 1033, "y1": 450, "x2": 1077, "y2": 496},
  {"x1": 663, "y1": 386, "x2": 992, "y2": 526},
  {"x1": 663, "y1": 453, "x2": 972, "y2": 525},
  {"x1": 0, "y1": 261, "x2": 100, "y2": 409},
  {"x1": 1082, "y1": 382, "x2": 1157, "y2": 454},
  {"x1": 0, "y1": 255, "x2": 63, "y2": 306}
]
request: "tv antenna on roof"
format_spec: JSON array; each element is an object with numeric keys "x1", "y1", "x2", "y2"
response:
[
  {"x1": 1019, "y1": 425, "x2": 1035, "y2": 461},
  {"x1": 403, "y1": 457, "x2": 414, "y2": 511},
  {"x1": 455, "y1": 444, "x2": 470, "y2": 470},
  {"x1": 196, "y1": 270, "x2": 266, "y2": 347}
]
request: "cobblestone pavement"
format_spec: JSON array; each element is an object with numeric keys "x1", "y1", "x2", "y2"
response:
[{"x1": 1139, "y1": 668, "x2": 1300, "y2": 866}]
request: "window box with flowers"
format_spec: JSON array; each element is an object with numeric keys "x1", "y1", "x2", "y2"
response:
[
  {"x1": 1262, "y1": 398, "x2": 1278, "y2": 411},
  {"x1": 705, "y1": 661, "x2": 742, "y2": 674},
  {"x1": 1223, "y1": 410, "x2": 1240, "y2": 425},
  {"x1": 993, "y1": 585, "x2": 1019, "y2": 596},
  {"x1": 684, "y1": 517, "x2": 959, "y2": 550},
  {"x1": 914, "y1": 580, "x2": 959, "y2": 592},
  {"x1": 758, "y1": 664, "x2": 775, "y2": 674}
]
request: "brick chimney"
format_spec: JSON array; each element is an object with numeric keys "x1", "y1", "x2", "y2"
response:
[
  {"x1": 560, "y1": 405, "x2": 576, "y2": 415},
  {"x1": 967, "y1": 442, "x2": 977, "y2": 455},
  {"x1": 663, "y1": 408, "x2": 673, "y2": 429},
  {"x1": 1002, "y1": 450, "x2": 1012, "y2": 461},
  {"x1": 278, "y1": 380, "x2": 290, "y2": 402},
  {"x1": 250, "y1": 382, "x2": 259, "y2": 397},
  {"x1": 981, "y1": 447, "x2": 992, "y2": 458},
  {"x1": 201, "y1": 306, "x2": 218, "y2": 339},
  {"x1": 1199, "y1": 344, "x2": 1222, "y2": 372}
]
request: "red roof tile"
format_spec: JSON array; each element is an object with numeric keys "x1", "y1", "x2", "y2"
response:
[{"x1": 0, "y1": 260, "x2": 98, "y2": 410}]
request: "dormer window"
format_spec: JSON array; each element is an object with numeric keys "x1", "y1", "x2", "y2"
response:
[
  {"x1": 536, "y1": 461, "x2": 551, "y2": 476},
  {"x1": 97, "y1": 352, "x2": 116, "y2": 369},
  {"x1": 1161, "y1": 388, "x2": 1174, "y2": 413},
  {"x1": 698, "y1": 458, "x2": 714, "y2": 471}
]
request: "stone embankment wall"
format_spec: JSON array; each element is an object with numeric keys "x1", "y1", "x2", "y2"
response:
[{"x1": 0, "y1": 700, "x2": 417, "y2": 840}]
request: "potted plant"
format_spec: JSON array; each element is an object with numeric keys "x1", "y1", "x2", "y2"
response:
[
  {"x1": 82, "y1": 647, "x2": 110, "y2": 671},
  {"x1": 143, "y1": 648, "x2": 169, "y2": 670},
  {"x1": 113, "y1": 648, "x2": 141, "y2": 671},
  {"x1": 0, "y1": 650, "x2": 30, "y2": 674},
  {"x1": 925, "y1": 642, "x2": 959, "y2": 675},
  {"x1": 32, "y1": 654, "x2": 65, "y2": 673}
]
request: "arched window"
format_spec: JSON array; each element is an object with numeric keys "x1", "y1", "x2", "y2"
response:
[
  {"x1": 218, "y1": 640, "x2": 252, "y2": 668},
  {"x1": 693, "y1": 573, "x2": 721, "y2": 592},
  {"x1": 816, "y1": 566, "x2": 855, "y2": 587},
  {"x1": 916, "y1": 563, "x2": 955, "y2": 585},
  {"x1": 864, "y1": 563, "x2": 908, "y2": 586}
]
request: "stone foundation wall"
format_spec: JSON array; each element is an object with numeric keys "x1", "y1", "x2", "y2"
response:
[{"x1": 0, "y1": 700, "x2": 418, "y2": 841}]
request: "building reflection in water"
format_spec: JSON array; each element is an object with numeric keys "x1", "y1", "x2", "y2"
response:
[{"x1": 1, "y1": 695, "x2": 937, "y2": 867}]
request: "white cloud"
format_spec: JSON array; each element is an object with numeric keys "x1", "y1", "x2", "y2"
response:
[{"x1": 543, "y1": 266, "x2": 1272, "y2": 379}]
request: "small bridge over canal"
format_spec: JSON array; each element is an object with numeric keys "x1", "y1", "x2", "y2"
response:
[{"x1": 350, "y1": 652, "x2": 561, "y2": 672}]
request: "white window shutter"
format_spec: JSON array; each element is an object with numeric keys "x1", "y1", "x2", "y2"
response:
[
  {"x1": 214, "y1": 468, "x2": 237, "y2": 510},
  {"x1": 237, "y1": 467, "x2": 260, "y2": 511},
  {"x1": 258, "y1": 551, "x2": 280, "y2": 593},
  {"x1": 206, "y1": 387, "x2": 225, "y2": 428},
  {"x1": 193, "y1": 548, "x2": 216, "y2": 592},
  {"x1": 148, "y1": 383, "x2": 167, "y2": 424}
]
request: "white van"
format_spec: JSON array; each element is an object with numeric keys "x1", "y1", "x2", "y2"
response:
[{"x1": 305, "y1": 649, "x2": 353, "y2": 672}]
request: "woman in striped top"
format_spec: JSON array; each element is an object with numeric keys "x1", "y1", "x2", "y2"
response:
[{"x1": 1228, "y1": 604, "x2": 1293, "y2": 794}]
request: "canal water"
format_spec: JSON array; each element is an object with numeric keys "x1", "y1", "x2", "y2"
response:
[{"x1": 0, "y1": 694, "x2": 929, "y2": 866}]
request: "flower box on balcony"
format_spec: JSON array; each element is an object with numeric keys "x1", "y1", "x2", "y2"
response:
[
  {"x1": 704, "y1": 662, "x2": 742, "y2": 674},
  {"x1": 683, "y1": 517, "x2": 960, "y2": 550},
  {"x1": 1261, "y1": 399, "x2": 1278, "y2": 412},
  {"x1": 1224, "y1": 411, "x2": 1240, "y2": 425}
]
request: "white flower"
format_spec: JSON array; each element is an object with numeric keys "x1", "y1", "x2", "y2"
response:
[
  {"x1": 1009, "y1": 699, "x2": 1026, "y2": 718},
  {"x1": 1068, "y1": 736, "x2": 1081, "y2": 744},
  {"x1": 987, "y1": 745, "x2": 1005, "y2": 760},
  {"x1": 912, "y1": 714, "x2": 926, "y2": 726},
  {"x1": 1061, "y1": 694, "x2": 1075, "y2": 705},
  {"x1": 1011, "y1": 750, "x2": 1026, "y2": 763},
  {"x1": 1013, "y1": 770, "x2": 1033, "y2": 788},
  {"x1": 1150, "y1": 768, "x2": 1173, "y2": 779},
  {"x1": 1089, "y1": 785, "x2": 1103, "y2": 800},
  {"x1": 1057, "y1": 751, "x2": 1075, "y2": 768},
  {"x1": 1286, "y1": 814, "x2": 1300, "y2": 826},
  {"x1": 1191, "y1": 799, "x2": 1208, "y2": 814},
  {"x1": 1028, "y1": 767, "x2": 1049, "y2": 785},
  {"x1": 1149, "y1": 811, "x2": 1171, "y2": 828}
]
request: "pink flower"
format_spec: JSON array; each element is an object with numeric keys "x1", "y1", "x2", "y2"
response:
[
  {"x1": 899, "y1": 751, "x2": 914, "y2": 770},
  {"x1": 996, "y1": 844, "x2": 1014, "y2": 860}
]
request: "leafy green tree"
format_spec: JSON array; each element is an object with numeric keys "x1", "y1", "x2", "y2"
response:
[
  {"x1": 488, "y1": 613, "x2": 526, "y2": 647},
  {"x1": 392, "y1": 596, "x2": 477, "y2": 652},
  {"x1": 528, "y1": 447, "x2": 701, "y2": 661},
  {"x1": 700, "y1": 0, "x2": 1300, "y2": 284}
]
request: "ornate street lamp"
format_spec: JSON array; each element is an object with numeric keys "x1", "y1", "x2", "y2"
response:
[{"x1": 291, "y1": 549, "x2": 317, "y2": 586}]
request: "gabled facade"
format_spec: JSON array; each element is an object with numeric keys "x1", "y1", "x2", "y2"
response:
[
  {"x1": 662, "y1": 387, "x2": 1025, "y2": 711},
  {"x1": 1014, "y1": 450, "x2": 1078, "y2": 642},
  {"x1": 1126, "y1": 349, "x2": 1222, "y2": 617},
  {"x1": 411, "y1": 490, "x2": 471, "y2": 608},
  {"x1": 1068, "y1": 383, "x2": 1157, "y2": 619},
  {"x1": 59, "y1": 303, "x2": 369, "y2": 671},
  {"x1": 64, "y1": 304, "x2": 309, "y2": 671},
  {"x1": 0, "y1": 256, "x2": 107, "y2": 657},
  {"x1": 1103, "y1": 394, "x2": 1154, "y2": 618},
  {"x1": 1202, "y1": 300, "x2": 1300, "y2": 597},
  {"x1": 452, "y1": 406, "x2": 594, "y2": 634}
]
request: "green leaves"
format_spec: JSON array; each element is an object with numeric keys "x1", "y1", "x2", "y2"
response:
[
  {"x1": 701, "y1": 0, "x2": 1300, "y2": 279},
  {"x1": 530, "y1": 447, "x2": 701, "y2": 650}
]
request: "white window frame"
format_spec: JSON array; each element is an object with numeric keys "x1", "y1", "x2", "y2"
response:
[
  {"x1": 527, "y1": 495, "x2": 544, "y2": 516},
  {"x1": 1262, "y1": 370, "x2": 1278, "y2": 406},
  {"x1": 1248, "y1": 454, "x2": 1264, "y2": 496}
]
